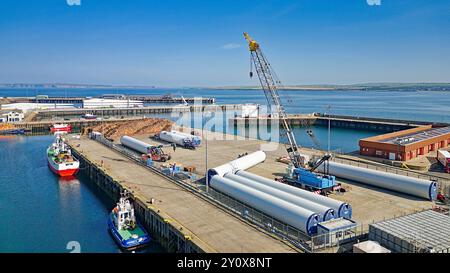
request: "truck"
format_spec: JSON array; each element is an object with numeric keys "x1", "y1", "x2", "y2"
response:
[
  {"x1": 437, "y1": 150, "x2": 450, "y2": 173},
  {"x1": 120, "y1": 136, "x2": 172, "y2": 162},
  {"x1": 155, "y1": 130, "x2": 201, "y2": 149}
]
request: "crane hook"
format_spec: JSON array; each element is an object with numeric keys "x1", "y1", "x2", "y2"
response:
[{"x1": 249, "y1": 55, "x2": 253, "y2": 78}]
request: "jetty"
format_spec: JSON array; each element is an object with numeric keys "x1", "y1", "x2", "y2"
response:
[
  {"x1": 16, "y1": 117, "x2": 149, "y2": 135},
  {"x1": 13, "y1": 104, "x2": 241, "y2": 134},
  {"x1": 2, "y1": 96, "x2": 216, "y2": 105},
  {"x1": 65, "y1": 127, "x2": 443, "y2": 253},
  {"x1": 30, "y1": 104, "x2": 241, "y2": 121},
  {"x1": 230, "y1": 114, "x2": 448, "y2": 132},
  {"x1": 68, "y1": 137, "x2": 300, "y2": 253}
]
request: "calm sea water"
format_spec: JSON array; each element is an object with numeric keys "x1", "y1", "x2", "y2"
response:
[
  {"x1": 0, "y1": 135, "x2": 165, "y2": 253},
  {"x1": 1, "y1": 88, "x2": 449, "y2": 252},
  {"x1": 2, "y1": 88, "x2": 450, "y2": 123}
]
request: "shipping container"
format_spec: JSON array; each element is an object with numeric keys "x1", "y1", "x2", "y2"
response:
[{"x1": 437, "y1": 149, "x2": 450, "y2": 173}]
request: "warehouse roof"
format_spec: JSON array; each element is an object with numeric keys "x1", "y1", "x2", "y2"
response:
[
  {"x1": 379, "y1": 126, "x2": 450, "y2": 145},
  {"x1": 370, "y1": 210, "x2": 450, "y2": 253}
]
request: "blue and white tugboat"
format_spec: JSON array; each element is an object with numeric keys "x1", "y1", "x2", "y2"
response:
[{"x1": 108, "y1": 190, "x2": 151, "y2": 250}]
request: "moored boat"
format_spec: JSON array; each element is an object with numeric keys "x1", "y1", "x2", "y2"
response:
[
  {"x1": 108, "y1": 190, "x2": 151, "y2": 250},
  {"x1": 0, "y1": 128, "x2": 26, "y2": 135},
  {"x1": 50, "y1": 123, "x2": 72, "y2": 133},
  {"x1": 47, "y1": 133, "x2": 80, "y2": 177},
  {"x1": 82, "y1": 113, "x2": 97, "y2": 120}
]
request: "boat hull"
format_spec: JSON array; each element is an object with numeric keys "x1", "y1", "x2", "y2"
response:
[
  {"x1": 50, "y1": 125, "x2": 72, "y2": 133},
  {"x1": 107, "y1": 214, "x2": 151, "y2": 250},
  {"x1": 46, "y1": 147, "x2": 80, "y2": 177},
  {"x1": 0, "y1": 128, "x2": 25, "y2": 135},
  {"x1": 47, "y1": 161, "x2": 79, "y2": 177}
]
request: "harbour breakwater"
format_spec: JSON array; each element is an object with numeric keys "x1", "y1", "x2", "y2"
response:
[{"x1": 231, "y1": 114, "x2": 449, "y2": 133}]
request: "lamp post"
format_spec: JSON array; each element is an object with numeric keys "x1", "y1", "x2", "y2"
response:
[
  {"x1": 206, "y1": 126, "x2": 209, "y2": 193},
  {"x1": 203, "y1": 111, "x2": 212, "y2": 193},
  {"x1": 326, "y1": 105, "x2": 331, "y2": 153}
]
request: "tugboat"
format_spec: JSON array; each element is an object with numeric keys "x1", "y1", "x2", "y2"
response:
[
  {"x1": 108, "y1": 190, "x2": 151, "y2": 250},
  {"x1": 50, "y1": 124, "x2": 72, "y2": 133},
  {"x1": 46, "y1": 133, "x2": 80, "y2": 177}
]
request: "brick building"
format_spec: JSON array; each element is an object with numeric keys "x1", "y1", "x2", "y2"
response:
[{"x1": 359, "y1": 125, "x2": 450, "y2": 161}]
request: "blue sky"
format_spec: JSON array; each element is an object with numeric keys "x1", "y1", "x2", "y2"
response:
[{"x1": 0, "y1": 0, "x2": 449, "y2": 87}]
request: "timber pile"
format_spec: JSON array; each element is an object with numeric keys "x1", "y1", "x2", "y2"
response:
[
  {"x1": 23, "y1": 111, "x2": 38, "y2": 122},
  {"x1": 0, "y1": 98, "x2": 14, "y2": 105},
  {"x1": 0, "y1": 123, "x2": 16, "y2": 131},
  {"x1": 86, "y1": 118, "x2": 174, "y2": 140}
]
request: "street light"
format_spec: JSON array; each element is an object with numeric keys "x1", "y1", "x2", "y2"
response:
[
  {"x1": 203, "y1": 111, "x2": 212, "y2": 193},
  {"x1": 325, "y1": 105, "x2": 331, "y2": 153}
]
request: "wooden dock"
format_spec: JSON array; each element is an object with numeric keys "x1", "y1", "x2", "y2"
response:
[{"x1": 68, "y1": 137, "x2": 300, "y2": 253}]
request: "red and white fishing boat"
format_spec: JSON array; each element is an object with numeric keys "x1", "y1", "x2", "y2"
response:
[
  {"x1": 47, "y1": 133, "x2": 80, "y2": 177},
  {"x1": 50, "y1": 123, "x2": 72, "y2": 133}
]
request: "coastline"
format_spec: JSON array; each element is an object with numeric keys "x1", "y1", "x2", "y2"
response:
[{"x1": 1, "y1": 83, "x2": 450, "y2": 92}]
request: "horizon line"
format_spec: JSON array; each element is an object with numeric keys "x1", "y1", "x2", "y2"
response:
[{"x1": 1, "y1": 82, "x2": 450, "y2": 89}]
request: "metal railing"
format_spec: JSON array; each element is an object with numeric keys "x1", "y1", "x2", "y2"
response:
[
  {"x1": 94, "y1": 135, "x2": 450, "y2": 253},
  {"x1": 368, "y1": 209, "x2": 450, "y2": 253},
  {"x1": 207, "y1": 187, "x2": 312, "y2": 251},
  {"x1": 309, "y1": 224, "x2": 368, "y2": 252},
  {"x1": 333, "y1": 157, "x2": 450, "y2": 192}
]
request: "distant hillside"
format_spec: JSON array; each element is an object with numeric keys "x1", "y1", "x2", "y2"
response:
[
  {"x1": 211, "y1": 83, "x2": 450, "y2": 91},
  {"x1": 0, "y1": 83, "x2": 156, "y2": 89},
  {"x1": 1, "y1": 82, "x2": 449, "y2": 91}
]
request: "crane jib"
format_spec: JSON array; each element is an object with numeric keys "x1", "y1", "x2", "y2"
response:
[{"x1": 244, "y1": 32, "x2": 307, "y2": 168}]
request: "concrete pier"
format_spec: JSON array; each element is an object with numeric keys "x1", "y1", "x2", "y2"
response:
[
  {"x1": 69, "y1": 137, "x2": 299, "y2": 253},
  {"x1": 68, "y1": 127, "x2": 441, "y2": 251},
  {"x1": 231, "y1": 114, "x2": 447, "y2": 132},
  {"x1": 6, "y1": 96, "x2": 216, "y2": 104},
  {"x1": 16, "y1": 117, "x2": 148, "y2": 135},
  {"x1": 32, "y1": 104, "x2": 241, "y2": 121}
]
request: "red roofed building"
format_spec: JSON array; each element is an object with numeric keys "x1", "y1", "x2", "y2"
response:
[{"x1": 359, "y1": 125, "x2": 450, "y2": 161}]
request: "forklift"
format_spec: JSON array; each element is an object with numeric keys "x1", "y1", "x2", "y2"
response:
[{"x1": 147, "y1": 144, "x2": 175, "y2": 162}]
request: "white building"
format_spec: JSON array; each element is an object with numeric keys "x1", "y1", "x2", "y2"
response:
[
  {"x1": 1, "y1": 103, "x2": 75, "y2": 113},
  {"x1": 241, "y1": 104, "x2": 260, "y2": 118},
  {"x1": 1, "y1": 111, "x2": 24, "y2": 123},
  {"x1": 83, "y1": 98, "x2": 144, "y2": 109}
]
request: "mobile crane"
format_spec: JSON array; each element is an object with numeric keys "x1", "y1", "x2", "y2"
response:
[{"x1": 243, "y1": 32, "x2": 336, "y2": 193}]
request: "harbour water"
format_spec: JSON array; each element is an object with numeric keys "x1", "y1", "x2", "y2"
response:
[
  {"x1": 2, "y1": 88, "x2": 450, "y2": 123},
  {"x1": 1, "y1": 88, "x2": 449, "y2": 252},
  {"x1": 0, "y1": 135, "x2": 165, "y2": 253},
  {"x1": 170, "y1": 111, "x2": 376, "y2": 153}
]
